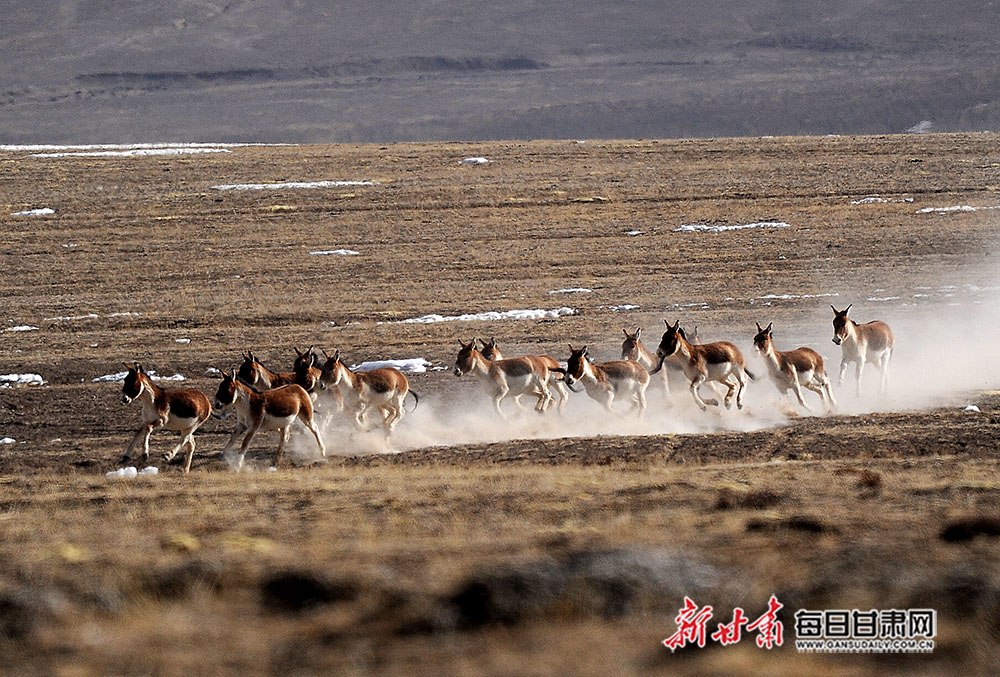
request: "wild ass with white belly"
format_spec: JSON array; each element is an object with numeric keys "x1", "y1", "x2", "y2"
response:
[
  {"x1": 831, "y1": 305, "x2": 894, "y2": 395},
  {"x1": 319, "y1": 350, "x2": 418, "y2": 435},
  {"x1": 119, "y1": 363, "x2": 212, "y2": 472},
  {"x1": 478, "y1": 337, "x2": 570, "y2": 413},
  {"x1": 557, "y1": 345, "x2": 650, "y2": 416},
  {"x1": 753, "y1": 322, "x2": 836, "y2": 413},
  {"x1": 213, "y1": 370, "x2": 325, "y2": 471},
  {"x1": 651, "y1": 320, "x2": 756, "y2": 411},
  {"x1": 453, "y1": 339, "x2": 553, "y2": 419}
]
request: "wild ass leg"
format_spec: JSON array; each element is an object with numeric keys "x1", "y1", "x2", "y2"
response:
[
  {"x1": 123, "y1": 423, "x2": 154, "y2": 464},
  {"x1": 838, "y1": 359, "x2": 849, "y2": 388},
  {"x1": 854, "y1": 360, "x2": 865, "y2": 397},
  {"x1": 492, "y1": 384, "x2": 511, "y2": 421},
  {"x1": 689, "y1": 373, "x2": 714, "y2": 411},
  {"x1": 273, "y1": 427, "x2": 290, "y2": 468},
  {"x1": 237, "y1": 418, "x2": 265, "y2": 471},
  {"x1": 878, "y1": 352, "x2": 891, "y2": 394},
  {"x1": 181, "y1": 430, "x2": 198, "y2": 473}
]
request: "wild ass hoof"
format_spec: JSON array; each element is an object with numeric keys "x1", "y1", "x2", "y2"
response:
[{"x1": 704, "y1": 398, "x2": 720, "y2": 407}]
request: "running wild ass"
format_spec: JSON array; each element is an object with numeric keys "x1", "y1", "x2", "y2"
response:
[
  {"x1": 120, "y1": 362, "x2": 212, "y2": 472},
  {"x1": 319, "y1": 350, "x2": 418, "y2": 435},
  {"x1": 753, "y1": 322, "x2": 836, "y2": 413},
  {"x1": 559, "y1": 345, "x2": 650, "y2": 416},
  {"x1": 453, "y1": 339, "x2": 553, "y2": 419},
  {"x1": 213, "y1": 370, "x2": 325, "y2": 471},
  {"x1": 831, "y1": 305, "x2": 894, "y2": 395},
  {"x1": 478, "y1": 337, "x2": 570, "y2": 413},
  {"x1": 621, "y1": 326, "x2": 702, "y2": 397},
  {"x1": 652, "y1": 320, "x2": 756, "y2": 410}
]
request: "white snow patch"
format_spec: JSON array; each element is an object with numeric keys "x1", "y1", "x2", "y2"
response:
[
  {"x1": 758, "y1": 293, "x2": 840, "y2": 301},
  {"x1": 204, "y1": 367, "x2": 222, "y2": 377},
  {"x1": 391, "y1": 307, "x2": 576, "y2": 324},
  {"x1": 675, "y1": 221, "x2": 791, "y2": 233},
  {"x1": 867, "y1": 296, "x2": 901, "y2": 302},
  {"x1": 603, "y1": 304, "x2": 640, "y2": 311},
  {"x1": 106, "y1": 467, "x2": 138, "y2": 479},
  {"x1": 92, "y1": 371, "x2": 185, "y2": 383},
  {"x1": 309, "y1": 249, "x2": 360, "y2": 256},
  {"x1": 175, "y1": 338, "x2": 191, "y2": 344},
  {"x1": 0, "y1": 438, "x2": 15, "y2": 445},
  {"x1": 212, "y1": 180, "x2": 373, "y2": 190},
  {"x1": 139, "y1": 466, "x2": 159, "y2": 476},
  {"x1": 549, "y1": 288, "x2": 592, "y2": 294},
  {"x1": 850, "y1": 196, "x2": 913, "y2": 204},
  {"x1": 0, "y1": 373, "x2": 44, "y2": 386},
  {"x1": 459, "y1": 157, "x2": 491, "y2": 165},
  {"x1": 626, "y1": 230, "x2": 643, "y2": 236},
  {"x1": 916, "y1": 205, "x2": 1000, "y2": 214},
  {"x1": 106, "y1": 312, "x2": 141, "y2": 318},
  {"x1": 352, "y1": 358, "x2": 433, "y2": 373},
  {"x1": 11, "y1": 208, "x2": 54, "y2": 216},
  {"x1": 4, "y1": 326, "x2": 38, "y2": 332},
  {"x1": 964, "y1": 405, "x2": 981, "y2": 413},
  {"x1": 44, "y1": 313, "x2": 99, "y2": 321},
  {"x1": 1, "y1": 143, "x2": 275, "y2": 152},
  {"x1": 32, "y1": 148, "x2": 232, "y2": 158}
]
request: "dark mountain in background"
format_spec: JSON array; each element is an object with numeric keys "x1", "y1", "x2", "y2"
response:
[{"x1": 3, "y1": 1, "x2": 999, "y2": 143}]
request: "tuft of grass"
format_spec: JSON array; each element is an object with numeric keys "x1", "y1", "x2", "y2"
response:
[{"x1": 715, "y1": 487, "x2": 785, "y2": 510}]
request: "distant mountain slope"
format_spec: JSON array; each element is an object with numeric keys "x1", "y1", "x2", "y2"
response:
[{"x1": 3, "y1": 0, "x2": 999, "y2": 142}]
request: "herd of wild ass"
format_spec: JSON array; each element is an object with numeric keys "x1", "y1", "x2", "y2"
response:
[{"x1": 119, "y1": 305, "x2": 894, "y2": 472}]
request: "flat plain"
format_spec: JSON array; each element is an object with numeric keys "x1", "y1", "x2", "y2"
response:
[{"x1": 2, "y1": 134, "x2": 1000, "y2": 674}]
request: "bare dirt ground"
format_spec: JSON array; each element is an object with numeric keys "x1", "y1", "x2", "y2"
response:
[{"x1": 2, "y1": 134, "x2": 1000, "y2": 674}]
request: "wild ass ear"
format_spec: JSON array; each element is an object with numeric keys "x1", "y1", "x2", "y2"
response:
[
  {"x1": 663, "y1": 319, "x2": 670, "y2": 327},
  {"x1": 122, "y1": 362, "x2": 133, "y2": 371},
  {"x1": 622, "y1": 328, "x2": 630, "y2": 337},
  {"x1": 568, "y1": 343, "x2": 576, "y2": 353},
  {"x1": 845, "y1": 304, "x2": 852, "y2": 314},
  {"x1": 634, "y1": 327, "x2": 641, "y2": 339},
  {"x1": 322, "y1": 348, "x2": 331, "y2": 359},
  {"x1": 831, "y1": 305, "x2": 840, "y2": 315},
  {"x1": 765, "y1": 322, "x2": 773, "y2": 333},
  {"x1": 294, "y1": 346, "x2": 303, "y2": 356},
  {"x1": 673, "y1": 319, "x2": 681, "y2": 330},
  {"x1": 581, "y1": 345, "x2": 589, "y2": 356},
  {"x1": 489, "y1": 337, "x2": 497, "y2": 346},
  {"x1": 756, "y1": 322, "x2": 763, "y2": 332}
]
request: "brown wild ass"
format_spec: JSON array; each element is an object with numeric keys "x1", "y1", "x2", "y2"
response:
[
  {"x1": 831, "y1": 305, "x2": 894, "y2": 395},
  {"x1": 478, "y1": 337, "x2": 570, "y2": 413},
  {"x1": 558, "y1": 345, "x2": 650, "y2": 416},
  {"x1": 120, "y1": 363, "x2": 212, "y2": 472},
  {"x1": 319, "y1": 350, "x2": 418, "y2": 435},
  {"x1": 453, "y1": 339, "x2": 553, "y2": 419},
  {"x1": 213, "y1": 370, "x2": 325, "y2": 471},
  {"x1": 652, "y1": 320, "x2": 756, "y2": 410},
  {"x1": 753, "y1": 322, "x2": 836, "y2": 413},
  {"x1": 621, "y1": 326, "x2": 704, "y2": 397},
  {"x1": 237, "y1": 348, "x2": 321, "y2": 394}
]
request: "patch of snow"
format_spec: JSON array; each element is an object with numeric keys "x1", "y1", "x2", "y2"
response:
[
  {"x1": 867, "y1": 296, "x2": 901, "y2": 302},
  {"x1": 549, "y1": 288, "x2": 592, "y2": 294},
  {"x1": 459, "y1": 157, "x2": 491, "y2": 165},
  {"x1": 92, "y1": 371, "x2": 185, "y2": 383},
  {"x1": 603, "y1": 304, "x2": 640, "y2": 311},
  {"x1": 850, "y1": 196, "x2": 913, "y2": 204},
  {"x1": 175, "y1": 338, "x2": 191, "y2": 344},
  {"x1": 758, "y1": 293, "x2": 839, "y2": 301},
  {"x1": 4, "y1": 326, "x2": 38, "y2": 332},
  {"x1": 1, "y1": 143, "x2": 274, "y2": 152},
  {"x1": 106, "y1": 312, "x2": 140, "y2": 318},
  {"x1": 964, "y1": 405, "x2": 981, "y2": 413},
  {"x1": 0, "y1": 438, "x2": 15, "y2": 445},
  {"x1": 106, "y1": 467, "x2": 139, "y2": 479},
  {"x1": 309, "y1": 249, "x2": 360, "y2": 256},
  {"x1": 32, "y1": 148, "x2": 232, "y2": 158},
  {"x1": 0, "y1": 373, "x2": 44, "y2": 386},
  {"x1": 352, "y1": 358, "x2": 433, "y2": 373},
  {"x1": 139, "y1": 466, "x2": 159, "y2": 476},
  {"x1": 391, "y1": 307, "x2": 576, "y2": 324},
  {"x1": 626, "y1": 230, "x2": 643, "y2": 236},
  {"x1": 675, "y1": 221, "x2": 791, "y2": 233},
  {"x1": 916, "y1": 205, "x2": 1000, "y2": 214},
  {"x1": 11, "y1": 208, "x2": 54, "y2": 216},
  {"x1": 62, "y1": 243, "x2": 78, "y2": 248},
  {"x1": 204, "y1": 367, "x2": 222, "y2": 376},
  {"x1": 44, "y1": 313, "x2": 99, "y2": 321},
  {"x1": 212, "y1": 180, "x2": 373, "y2": 190}
]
